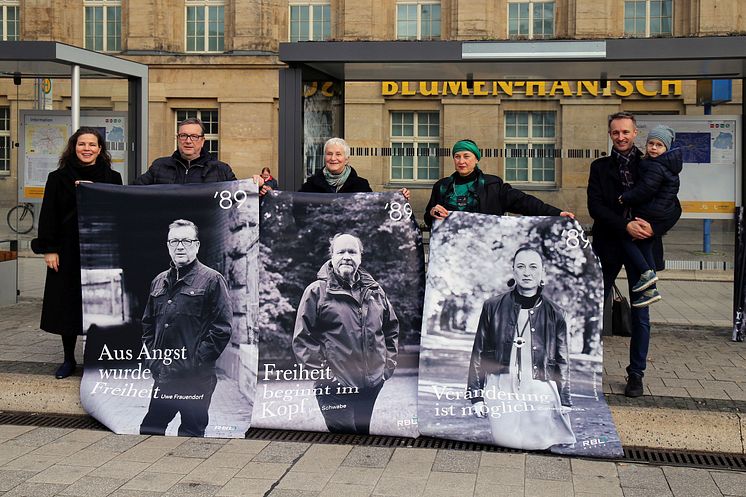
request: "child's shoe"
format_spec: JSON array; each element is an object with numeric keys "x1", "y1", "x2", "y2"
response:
[
  {"x1": 632, "y1": 270, "x2": 658, "y2": 293},
  {"x1": 632, "y1": 288, "x2": 662, "y2": 308}
]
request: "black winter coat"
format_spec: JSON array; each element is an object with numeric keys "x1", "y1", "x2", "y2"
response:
[
  {"x1": 33, "y1": 165, "x2": 122, "y2": 336},
  {"x1": 621, "y1": 148, "x2": 682, "y2": 236},
  {"x1": 424, "y1": 171, "x2": 561, "y2": 227},
  {"x1": 133, "y1": 149, "x2": 236, "y2": 184},
  {"x1": 299, "y1": 166, "x2": 372, "y2": 193}
]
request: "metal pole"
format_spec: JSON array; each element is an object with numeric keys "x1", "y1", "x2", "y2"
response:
[
  {"x1": 71, "y1": 64, "x2": 80, "y2": 131},
  {"x1": 703, "y1": 102, "x2": 712, "y2": 253}
]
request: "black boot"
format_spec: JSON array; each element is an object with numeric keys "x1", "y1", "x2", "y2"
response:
[
  {"x1": 624, "y1": 373, "x2": 644, "y2": 397},
  {"x1": 55, "y1": 360, "x2": 77, "y2": 379}
]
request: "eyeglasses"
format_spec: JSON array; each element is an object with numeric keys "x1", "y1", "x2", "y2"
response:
[
  {"x1": 176, "y1": 133, "x2": 204, "y2": 142},
  {"x1": 167, "y1": 239, "x2": 198, "y2": 247}
]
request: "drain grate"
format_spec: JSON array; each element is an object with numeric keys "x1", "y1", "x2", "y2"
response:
[{"x1": 1, "y1": 412, "x2": 744, "y2": 471}]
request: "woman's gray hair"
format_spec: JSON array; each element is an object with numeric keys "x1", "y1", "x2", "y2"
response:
[{"x1": 324, "y1": 137, "x2": 351, "y2": 159}]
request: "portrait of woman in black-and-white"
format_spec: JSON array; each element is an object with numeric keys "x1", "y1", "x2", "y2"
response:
[
  {"x1": 418, "y1": 212, "x2": 623, "y2": 458},
  {"x1": 466, "y1": 245, "x2": 575, "y2": 450}
]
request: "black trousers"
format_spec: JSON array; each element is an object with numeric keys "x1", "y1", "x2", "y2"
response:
[
  {"x1": 315, "y1": 380, "x2": 384, "y2": 435},
  {"x1": 140, "y1": 374, "x2": 218, "y2": 437}
]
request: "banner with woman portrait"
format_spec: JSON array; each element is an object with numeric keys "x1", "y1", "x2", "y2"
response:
[
  {"x1": 77, "y1": 181, "x2": 259, "y2": 438},
  {"x1": 255, "y1": 190, "x2": 424, "y2": 437},
  {"x1": 418, "y1": 212, "x2": 622, "y2": 457}
]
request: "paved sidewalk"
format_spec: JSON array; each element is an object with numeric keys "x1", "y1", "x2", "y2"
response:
[{"x1": 1, "y1": 424, "x2": 746, "y2": 497}]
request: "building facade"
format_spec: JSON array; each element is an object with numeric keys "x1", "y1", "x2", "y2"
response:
[{"x1": 0, "y1": 0, "x2": 744, "y2": 223}]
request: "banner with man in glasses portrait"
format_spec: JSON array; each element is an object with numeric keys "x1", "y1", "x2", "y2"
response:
[{"x1": 78, "y1": 180, "x2": 258, "y2": 437}]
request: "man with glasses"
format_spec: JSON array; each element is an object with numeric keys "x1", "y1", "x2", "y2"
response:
[
  {"x1": 139, "y1": 219, "x2": 232, "y2": 436},
  {"x1": 134, "y1": 117, "x2": 237, "y2": 184}
]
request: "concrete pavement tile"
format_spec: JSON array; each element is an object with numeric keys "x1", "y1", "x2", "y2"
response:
[
  {"x1": 57, "y1": 476, "x2": 126, "y2": 497},
  {"x1": 684, "y1": 386, "x2": 731, "y2": 400},
  {"x1": 181, "y1": 463, "x2": 240, "y2": 486},
  {"x1": 203, "y1": 451, "x2": 255, "y2": 469},
  {"x1": 0, "y1": 442, "x2": 34, "y2": 466},
  {"x1": 329, "y1": 466, "x2": 383, "y2": 486},
  {"x1": 108, "y1": 489, "x2": 166, "y2": 497},
  {"x1": 119, "y1": 471, "x2": 182, "y2": 492},
  {"x1": 162, "y1": 482, "x2": 221, "y2": 497},
  {"x1": 27, "y1": 464, "x2": 92, "y2": 484},
  {"x1": 10, "y1": 428, "x2": 72, "y2": 447},
  {"x1": 572, "y1": 475, "x2": 624, "y2": 496},
  {"x1": 216, "y1": 477, "x2": 274, "y2": 497},
  {"x1": 710, "y1": 470, "x2": 746, "y2": 496},
  {"x1": 113, "y1": 446, "x2": 173, "y2": 463},
  {"x1": 253, "y1": 442, "x2": 310, "y2": 463},
  {"x1": 2, "y1": 453, "x2": 58, "y2": 472},
  {"x1": 293, "y1": 445, "x2": 351, "y2": 472},
  {"x1": 422, "y1": 472, "x2": 475, "y2": 497},
  {"x1": 318, "y1": 483, "x2": 375, "y2": 497},
  {"x1": 380, "y1": 461, "x2": 433, "y2": 479},
  {"x1": 276, "y1": 471, "x2": 331, "y2": 491},
  {"x1": 622, "y1": 488, "x2": 673, "y2": 497},
  {"x1": 266, "y1": 490, "x2": 319, "y2": 497},
  {"x1": 431, "y1": 450, "x2": 480, "y2": 473},
  {"x1": 170, "y1": 440, "x2": 224, "y2": 459},
  {"x1": 524, "y1": 478, "x2": 573, "y2": 497},
  {"x1": 89, "y1": 460, "x2": 150, "y2": 480},
  {"x1": 57, "y1": 430, "x2": 109, "y2": 445},
  {"x1": 475, "y1": 482, "x2": 524, "y2": 497},
  {"x1": 3, "y1": 482, "x2": 67, "y2": 497},
  {"x1": 0, "y1": 470, "x2": 35, "y2": 492},
  {"x1": 234, "y1": 462, "x2": 292, "y2": 480},
  {"x1": 660, "y1": 378, "x2": 702, "y2": 389},
  {"x1": 342, "y1": 447, "x2": 393, "y2": 468},
  {"x1": 478, "y1": 452, "x2": 526, "y2": 469},
  {"x1": 525, "y1": 455, "x2": 571, "y2": 481},
  {"x1": 647, "y1": 385, "x2": 690, "y2": 397},
  {"x1": 63, "y1": 447, "x2": 119, "y2": 468},
  {"x1": 661, "y1": 467, "x2": 721, "y2": 497},
  {"x1": 137, "y1": 436, "x2": 186, "y2": 449},
  {"x1": 148, "y1": 455, "x2": 203, "y2": 474},
  {"x1": 389, "y1": 448, "x2": 437, "y2": 464},
  {"x1": 94, "y1": 434, "x2": 147, "y2": 453},
  {"x1": 476, "y1": 465, "x2": 524, "y2": 487},
  {"x1": 218, "y1": 439, "x2": 269, "y2": 455},
  {"x1": 371, "y1": 476, "x2": 426, "y2": 496},
  {"x1": 571, "y1": 459, "x2": 618, "y2": 477},
  {"x1": 726, "y1": 388, "x2": 746, "y2": 401},
  {"x1": 29, "y1": 441, "x2": 91, "y2": 458},
  {"x1": 0, "y1": 426, "x2": 35, "y2": 442}
]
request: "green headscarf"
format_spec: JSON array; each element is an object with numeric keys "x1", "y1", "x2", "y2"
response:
[{"x1": 452, "y1": 139, "x2": 481, "y2": 161}]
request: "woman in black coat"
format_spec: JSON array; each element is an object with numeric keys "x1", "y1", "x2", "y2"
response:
[{"x1": 32, "y1": 127, "x2": 123, "y2": 379}]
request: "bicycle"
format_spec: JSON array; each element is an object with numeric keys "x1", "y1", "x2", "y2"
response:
[{"x1": 6, "y1": 203, "x2": 35, "y2": 234}]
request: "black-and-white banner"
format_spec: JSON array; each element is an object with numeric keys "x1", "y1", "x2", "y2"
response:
[
  {"x1": 254, "y1": 191, "x2": 424, "y2": 437},
  {"x1": 78, "y1": 181, "x2": 259, "y2": 438},
  {"x1": 418, "y1": 213, "x2": 622, "y2": 457}
]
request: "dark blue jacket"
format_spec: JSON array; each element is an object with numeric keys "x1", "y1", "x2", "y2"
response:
[
  {"x1": 621, "y1": 148, "x2": 682, "y2": 235},
  {"x1": 134, "y1": 149, "x2": 236, "y2": 184}
]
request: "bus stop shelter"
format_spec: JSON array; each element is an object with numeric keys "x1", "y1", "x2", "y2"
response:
[{"x1": 277, "y1": 36, "x2": 746, "y2": 197}]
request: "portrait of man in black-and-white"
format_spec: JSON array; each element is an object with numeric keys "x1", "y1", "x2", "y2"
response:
[
  {"x1": 293, "y1": 233, "x2": 399, "y2": 435},
  {"x1": 139, "y1": 218, "x2": 233, "y2": 437},
  {"x1": 467, "y1": 245, "x2": 575, "y2": 450}
]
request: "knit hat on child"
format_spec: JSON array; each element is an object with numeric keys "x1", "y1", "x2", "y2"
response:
[{"x1": 647, "y1": 125, "x2": 675, "y2": 151}]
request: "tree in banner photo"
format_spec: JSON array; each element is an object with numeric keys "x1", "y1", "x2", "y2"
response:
[
  {"x1": 254, "y1": 191, "x2": 424, "y2": 437},
  {"x1": 77, "y1": 181, "x2": 259, "y2": 438},
  {"x1": 417, "y1": 213, "x2": 622, "y2": 457}
]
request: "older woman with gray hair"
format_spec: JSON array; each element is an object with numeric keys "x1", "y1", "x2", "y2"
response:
[{"x1": 300, "y1": 138, "x2": 372, "y2": 193}]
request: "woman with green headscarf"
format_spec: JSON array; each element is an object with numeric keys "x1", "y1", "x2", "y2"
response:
[{"x1": 424, "y1": 139, "x2": 573, "y2": 226}]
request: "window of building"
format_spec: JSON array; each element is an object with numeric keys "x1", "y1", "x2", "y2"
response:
[
  {"x1": 186, "y1": 0, "x2": 225, "y2": 52},
  {"x1": 84, "y1": 0, "x2": 121, "y2": 52},
  {"x1": 0, "y1": 1, "x2": 19, "y2": 41},
  {"x1": 508, "y1": 0, "x2": 554, "y2": 39},
  {"x1": 396, "y1": 1, "x2": 441, "y2": 40},
  {"x1": 176, "y1": 109, "x2": 219, "y2": 159},
  {"x1": 0, "y1": 107, "x2": 9, "y2": 174},
  {"x1": 504, "y1": 111, "x2": 556, "y2": 184},
  {"x1": 391, "y1": 111, "x2": 440, "y2": 182},
  {"x1": 289, "y1": 1, "x2": 331, "y2": 42},
  {"x1": 624, "y1": 0, "x2": 672, "y2": 37}
]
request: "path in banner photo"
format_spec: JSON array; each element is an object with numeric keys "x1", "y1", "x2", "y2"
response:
[
  {"x1": 252, "y1": 372, "x2": 419, "y2": 437},
  {"x1": 417, "y1": 334, "x2": 622, "y2": 458},
  {"x1": 80, "y1": 355, "x2": 256, "y2": 438}
]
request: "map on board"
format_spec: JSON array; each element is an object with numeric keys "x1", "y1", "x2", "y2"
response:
[
  {"x1": 672, "y1": 132, "x2": 711, "y2": 164},
  {"x1": 26, "y1": 124, "x2": 67, "y2": 156}
]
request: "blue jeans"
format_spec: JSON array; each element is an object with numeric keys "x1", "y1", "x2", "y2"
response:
[
  {"x1": 621, "y1": 237, "x2": 655, "y2": 277},
  {"x1": 593, "y1": 237, "x2": 651, "y2": 378}
]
